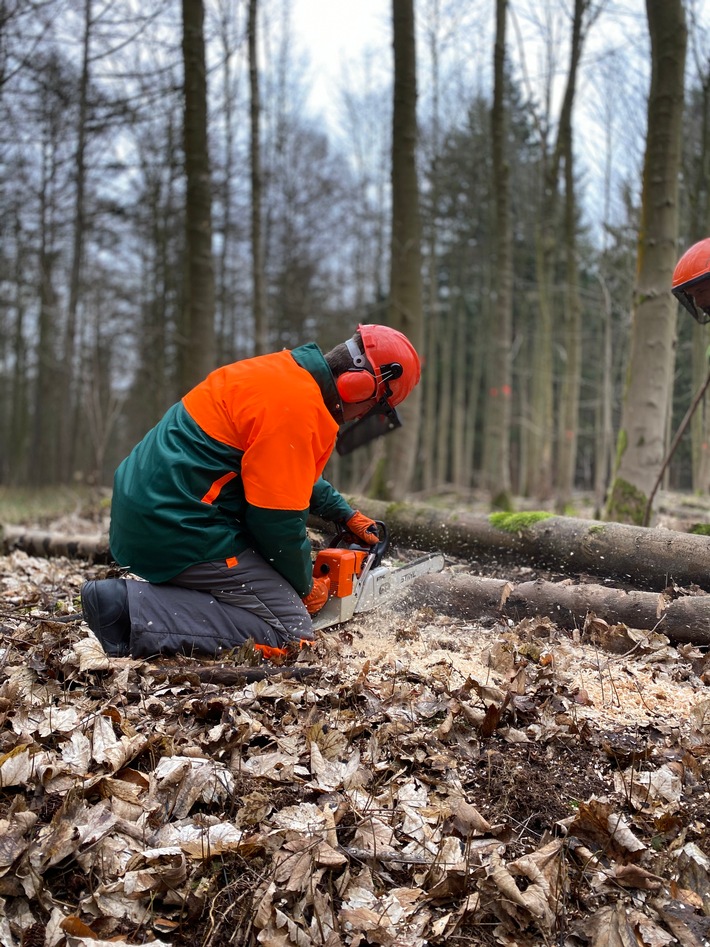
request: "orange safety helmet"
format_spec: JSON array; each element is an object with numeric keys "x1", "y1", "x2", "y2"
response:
[
  {"x1": 357, "y1": 323, "x2": 421, "y2": 406},
  {"x1": 336, "y1": 324, "x2": 421, "y2": 407},
  {"x1": 672, "y1": 238, "x2": 710, "y2": 324}
]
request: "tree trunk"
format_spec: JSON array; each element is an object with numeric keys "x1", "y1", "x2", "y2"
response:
[
  {"x1": 386, "y1": 0, "x2": 424, "y2": 496},
  {"x1": 451, "y1": 294, "x2": 469, "y2": 488},
  {"x1": 594, "y1": 274, "x2": 614, "y2": 514},
  {"x1": 689, "y1": 69, "x2": 710, "y2": 493},
  {"x1": 180, "y1": 0, "x2": 216, "y2": 393},
  {"x1": 463, "y1": 295, "x2": 485, "y2": 490},
  {"x1": 434, "y1": 303, "x2": 453, "y2": 487},
  {"x1": 527, "y1": 226, "x2": 555, "y2": 498},
  {"x1": 482, "y1": 0, "x2": 512, "y2": 505},
  {"x1": 214, "y1": 0, "x2": 241, "y2": 364},
  {"x1": 409, "y1": 572, "x2": 710, "y2": 645},
  {"x1": 421, "y1": 0, "x2": 441, "y2": 494},
  {"x1": 8, "y1": 211, "x2": 28, "y2": 484},
  {"x1": 606, "y1": 0, "x2": 687, "y2": 523},
  {"x1": 691, "y1": 321, "x2": 710, "y2": 491},
  {"x1": 527, "y1": 0, "x2": 588, "y2": 500},
  {"x1": 248, "y1": 0, "x2": 268, "y2": 356},
  {"x1": 30, "y1": 163, "x2": 59, "y2": 484},
  {"x1": 555, "y1": 78, "x2": 582, "y2": 510},
  {"x1": 58, "y1": 0, "x2": 91, "y2": 483},
  {"x1": 339, "y1": 495, "x2": 710, "y2": 591},
  {"x1": 0, "y1": 524, "x2": 111, "y2": 563}
]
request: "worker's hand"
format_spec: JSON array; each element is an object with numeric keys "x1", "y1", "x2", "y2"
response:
[
  {"x1": 346, "y1": 511, "x2": 379, "y2": 545},
  {"x1": 302, "y1": 576, "x2": 330, "y2": 615}
]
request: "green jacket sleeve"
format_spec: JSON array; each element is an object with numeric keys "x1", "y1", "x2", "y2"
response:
[
  {"x1": 245, "y1": 506, "x2": 313, "y2": 596},
  {"x1": 309, "y1": 477, "x2": 354, "y2": 522}
]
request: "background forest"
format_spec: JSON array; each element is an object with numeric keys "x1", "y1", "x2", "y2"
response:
[{"x1": 1, "y1": 0, "x2": 709, "y2": 513}]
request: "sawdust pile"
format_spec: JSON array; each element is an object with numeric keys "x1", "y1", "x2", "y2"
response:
[
  {"x1": 348, "y1": 599, "x2": 703, "y2": 730},
  {"x1": 0, "y1": 544, "x2": 709, "y2": 947}
]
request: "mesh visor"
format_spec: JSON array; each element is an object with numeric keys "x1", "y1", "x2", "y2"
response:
[
  {"x1": 336, "y1": 399, "x2": 402, "y2": 455},
  {"x1": 673, "y1": 280, "x2": 710, "y2": 325}
]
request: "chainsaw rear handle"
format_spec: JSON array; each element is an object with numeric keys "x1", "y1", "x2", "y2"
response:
[{"x1": 334, "y1": 519, "x2": 389, "y2": 566}]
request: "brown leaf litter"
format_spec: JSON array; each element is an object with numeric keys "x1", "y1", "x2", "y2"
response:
[{"x1": 0, "y1": 545, "x2": 708, "y2": 947}]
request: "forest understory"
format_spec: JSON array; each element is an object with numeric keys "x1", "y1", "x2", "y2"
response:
[{"x1": 0, "y1": 497, "x2": 709, "y2": 947}]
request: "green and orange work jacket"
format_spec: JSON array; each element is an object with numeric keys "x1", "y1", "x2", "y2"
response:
[{"x1": 109, "y1": 344, "x2": 354, "y2": 595}]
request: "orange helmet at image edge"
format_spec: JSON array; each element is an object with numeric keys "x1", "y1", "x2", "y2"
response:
[
  {"x1": 672, "y1": 238, "x2": 710, "y2": 324},
  {"x1": 358, "y1": 324, "x2": 421, "y2": 407},
  {"x1": 672, "y1": 237, "x2": 710, "y2": 289}
]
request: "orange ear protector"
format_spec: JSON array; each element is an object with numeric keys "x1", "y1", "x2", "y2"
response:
[
  {"x1": 337, "y1": 370, "x2": 378, "y2": 403},
  {"x1": 336, "y1": 338, "x2": 378, "y2": 403}
]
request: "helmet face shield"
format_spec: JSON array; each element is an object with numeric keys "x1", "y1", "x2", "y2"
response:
[
  {"x1": 335, "y1": 398, "x2": 402, "y2": 455},
  {"x1": 673, "y1": 280, "x2": 710, "y2": 324}
]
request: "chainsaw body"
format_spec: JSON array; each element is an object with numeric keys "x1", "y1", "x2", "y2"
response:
[{"x1": 311, "y1": 523, "x2": 444, "y2": 630}]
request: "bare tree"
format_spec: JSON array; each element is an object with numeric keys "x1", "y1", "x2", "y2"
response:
[
  {"x1": 385, "y1": 0, "x2": 424, "y2": 496},
  {"x1": 180, "y1": 0, "x2": 215, "y2": 392},
  {"x1": 522, "y1": 0, "x2": 591, "y2": 499},
  {"x1": 555, "y1": 0, "x2": 593, "y2": 511},
  {"x1": 606, "y1": 0, "x2": 687, "y2": 523},
  {"x1": 482, "y1": 0, "x2": 513, "y2": 506},
  {"x1": 57, "y1": 0, "x2": 91, "y2": 482},
  {"x1": 248, "y1": 0, "x2": 268, "y2": 355}
]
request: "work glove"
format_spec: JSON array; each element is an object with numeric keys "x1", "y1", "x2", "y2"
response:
[
  {"x1": 302, "y1": 576, "x2": 330, "y2": 615},
  {"x1": 346, "y1": 511, "x2": 379, "y2": 545},
  {"x1": 255, "y1": 639, "x2": 313, "y2": 661}
]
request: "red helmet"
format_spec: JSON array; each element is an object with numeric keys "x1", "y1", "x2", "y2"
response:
[
  {"x1": 358, "y1": 323, "x2": 421, "y2": 407},
  {"x1": 673, "y1": 238, "x2": 710, "y2": 324}
]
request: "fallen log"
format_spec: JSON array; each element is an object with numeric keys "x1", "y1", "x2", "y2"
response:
[
  {"x1": 5, "y1": 494, "x2": 710, "y2": 595},
  {"x1": 343, "y1": 497, "x2": 710, "y2": 592},
  {"x1": 0, "y1": 524, "x2": 111, "y2": 563},
  {"x1": 409, "y1": 572, "x2": 710, "y2": 645}
]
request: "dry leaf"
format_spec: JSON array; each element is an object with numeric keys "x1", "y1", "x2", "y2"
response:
[
  {"x1": 59, "y1": 917, "x2": 97, "y2": 938},
  {"x1": 448, "y1": 797, "x2": 492, "y2": 837},
  {"x1": 571, "y1": 799, "x2": 646, "y2": 859},
  {"x1": 584, "y1": 902, "x2": 642, "y2": 947}
]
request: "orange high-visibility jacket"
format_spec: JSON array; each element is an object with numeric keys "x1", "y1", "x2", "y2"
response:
[{"x1": 109, "y1": 344, "x2": 353, "y2": 594}]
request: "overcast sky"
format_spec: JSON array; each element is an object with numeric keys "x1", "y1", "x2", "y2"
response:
[{"x1": 292, "y1": 0, "x2": 391, "y2": 121}]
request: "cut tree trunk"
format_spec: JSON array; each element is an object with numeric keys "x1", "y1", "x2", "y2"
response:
[
  {"x1": 409, "y1": 572, "x2": 710, "y2": 645},
  {"x1": 0, "y1": 525, "x2": 111, "y2": 563},
  {"x1": 341, "y1": 496, "x2": 710, "y2": 592}
]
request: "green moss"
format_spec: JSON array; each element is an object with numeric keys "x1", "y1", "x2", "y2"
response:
[
  {"x1": 604, "y1": 477, "x2": 647, "y2": 525},
  {"x1": 587, "y1": 524, "x2": 606, "y2": 535},
  {"x1": 385, "y1": 501, "x2": 407, "y2": 517},
  {"x1": 488, "y1": 511, "x2": 553, "y2": 533},
  {"x1": 690, "y1": 523, "x2": 710, "y2": 536}
]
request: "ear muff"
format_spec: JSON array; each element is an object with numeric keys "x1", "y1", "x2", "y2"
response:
[{"x1": 337, "y1": 370, "x2": 378, "y2": 404}]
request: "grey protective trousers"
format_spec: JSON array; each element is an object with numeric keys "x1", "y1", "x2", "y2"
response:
[{"x1": 125, "y1": 548, "x2": 314, "y2": 658}]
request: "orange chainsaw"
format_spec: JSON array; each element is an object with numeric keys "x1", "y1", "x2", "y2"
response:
[{"x1": 311, "y1": 522, "x2": 445, "y2": 630}]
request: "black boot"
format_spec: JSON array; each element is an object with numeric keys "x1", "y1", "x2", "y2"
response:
[{"x1": 81, "y1": 579, "x2": 131, "y2": 657}]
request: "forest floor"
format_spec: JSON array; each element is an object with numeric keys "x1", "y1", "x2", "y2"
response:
[{"x1": 0, "y1": 494, "x2": 709, "y2": 947}]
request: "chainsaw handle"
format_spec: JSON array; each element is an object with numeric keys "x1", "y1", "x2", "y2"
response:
[
  {"x1": 333, "y1": 519, "x2": 389, "y2": 563},
  {"x1": 369, "y1": 520, "x2": 389, "y2": 562}
]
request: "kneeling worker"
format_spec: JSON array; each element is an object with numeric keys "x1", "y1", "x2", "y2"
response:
[{"x1": 81, "y1": 325, "x2": 420, "y2": 659}]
